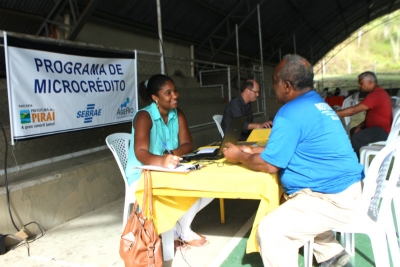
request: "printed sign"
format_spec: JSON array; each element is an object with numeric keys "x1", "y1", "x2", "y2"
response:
[{"x1": 4, "y1": 33, "x2": 137, "y2": 144}]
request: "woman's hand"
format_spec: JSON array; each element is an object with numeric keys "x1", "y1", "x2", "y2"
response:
[{"x1": 162, "y1": 154, "x2": 183, "y2": 169}]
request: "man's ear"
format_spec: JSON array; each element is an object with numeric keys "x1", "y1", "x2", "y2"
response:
[{"x1": 284, "y1": 80, "x2": 291, "y2": 93}]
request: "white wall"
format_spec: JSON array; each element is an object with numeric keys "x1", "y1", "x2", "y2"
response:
[{"x1": 76, "y1": 23, "x2": 190, "y2": 59}]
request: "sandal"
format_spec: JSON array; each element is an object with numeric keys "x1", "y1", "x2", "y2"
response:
[
  {"x1": 183, "y1": 233, "x2": 209, "y2": 247},
  {"x1": 174, "y1": 239, "x2": 190, "y2": 250}
]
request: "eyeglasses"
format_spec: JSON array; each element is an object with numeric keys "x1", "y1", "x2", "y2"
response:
[{"x1": 250, "y1": 89, "x2": 260, "y2": 94}]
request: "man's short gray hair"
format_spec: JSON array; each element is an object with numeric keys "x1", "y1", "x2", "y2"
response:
[
  {"x1": 358, "y1": 71, "x2": 377, "y2": 84},
  {"x1": 278, "y1": 54, "x2": 314, "y2": 91}
]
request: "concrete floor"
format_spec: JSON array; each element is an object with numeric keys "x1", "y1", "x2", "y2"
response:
[{"x1": 0, "y1": 197, "x2": 260, "y2": 267}]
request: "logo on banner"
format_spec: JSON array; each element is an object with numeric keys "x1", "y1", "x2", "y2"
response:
[
  {"x1": 117, "y1": 98, "x2": 134, "y2": 118},
  {"x1": 20, "y1": 110, "x2": 31, "y2": 124},
  {"x1": 77, "y1": 104, "x2": 102, "y2": 123},
  {"x1": 19, "y1": 107, "x2": 56, "y2": 129}
]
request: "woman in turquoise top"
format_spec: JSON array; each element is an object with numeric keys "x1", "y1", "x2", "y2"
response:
[{"x1": 125, "y1": 74, "x2": 212, "y2": 249}]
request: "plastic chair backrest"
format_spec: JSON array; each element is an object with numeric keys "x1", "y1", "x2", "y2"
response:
[
  {"x1": 342, "y1": 95, "x2": 353, "y2": 109},
  {"x1": 341, "y1": 94, "x2": 359, "y2": 134},
  {"x1": 393, "y1": 106, "x2": 400, "y2": 129},
  {"x1": 362, "y1": 137, "x2": 400, "y2": 221},
  {"x1": 341, "y1": 96, "x2": 353, "y2": 127},
  {"x1": 105, "y1": 133, "x2": 131, "y2": 185},
  {"x1": 212, "y1": 114, "x2": 224, "y2": 138},
  {"x1": 391, "y1": 96, "x2": 400, "y2": 109},
  {"x1": 352, "y1": 92, "x2": 359, "y2": 105},
  {"x1": 387, "y1": 123, "x2": 400, "y2": 144}
]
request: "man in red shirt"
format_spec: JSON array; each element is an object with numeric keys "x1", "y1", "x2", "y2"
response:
[{"x1": 336, "y1": 71, "x2": 393, "y2": 158}]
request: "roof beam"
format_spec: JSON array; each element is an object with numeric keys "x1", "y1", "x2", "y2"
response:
[
  {"x1": 195, "y1": 0, "x2": 266, "y2": 64},
  {"x1": 35, "y1": 0, "x2": 69, "y2": 36},
  {"x1": 195, "y1": 0, "x2": 247, "y2": 53},
  {"x1": 335, "y1": 0, "x2": 349, "y2": 35},
  {"x1": 67, "y1": 0, "x2": 101, "y2": 40},
  {"x1": 0, "y1": 7, "x2": 44, "y2": 22}
]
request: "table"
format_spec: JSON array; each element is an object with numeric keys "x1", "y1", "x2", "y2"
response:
[
  {"x1": 135, "y1": 159, "x2": 281, "y2": 260},
  {"x1": 325, "y1": 96, "x2": 345, "y2": 108}
]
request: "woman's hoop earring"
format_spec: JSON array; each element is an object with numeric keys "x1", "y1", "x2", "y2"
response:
[{"x1": 156, "y1": 100, "x2": 159, "y2": 107}]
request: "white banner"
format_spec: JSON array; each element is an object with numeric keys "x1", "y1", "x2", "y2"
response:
[{"x1": 4, "y1": 33, "x2": 137, "y2": 144}]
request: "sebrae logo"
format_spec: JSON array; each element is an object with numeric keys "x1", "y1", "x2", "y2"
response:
[
  {"x1": 77, "y1": 104, "x2": 102, "y2": 123},
  {"x1": 117, "y1": 97, "x2": 134, "y2": 117}
]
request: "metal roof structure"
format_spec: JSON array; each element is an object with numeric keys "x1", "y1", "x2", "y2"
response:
[{"x1": 0, "y1": 0, "x2": 399, "y2": 71}]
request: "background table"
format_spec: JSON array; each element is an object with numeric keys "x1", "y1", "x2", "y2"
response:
[{"x1": 136, "y1": 159, "x2": 281, "y2": 259}]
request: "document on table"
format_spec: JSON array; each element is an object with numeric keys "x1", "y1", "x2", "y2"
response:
[{"x1": 136, "y1": 164, "x2": 199, "y2": 173}]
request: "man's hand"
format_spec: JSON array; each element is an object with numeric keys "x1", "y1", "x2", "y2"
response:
[
  {"x1": 354, "y1": 124, "x2": 363, "y2": 133},
  {"x1": 238, "y1": 145, "x2": 252, "y2": 154},
  {"x1": 263, "y1": 121, "x2": 273, "y2": 128},
  {"x1": 222, "y1": 142, "x2": 242, "y2": 164},
  {"x1": 258, "y1": 121, "x2": 273, "y2": 128}
]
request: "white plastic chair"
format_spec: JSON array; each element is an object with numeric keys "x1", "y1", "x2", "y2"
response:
[
  {"x1": 105, "y1": 133, "x2": 134, "y2": 229},
  {"x1": 341, "y1": 95, "x2": 353, "y2": 134},
  {"x1": 352, "y1": 91, "x2": 359, "y2": 105},
  {"x1": 358, "y1": 106, "x2": 400, "y2": 166},
  {"x1": 392, "y1": 106, "x2": 400, "y2": 129},
  {"x1": 213, "y1": 114, "x2": 224, "y2": 138},
  {"x1": 304, "y1": 137, "x2": 400, "y2": 267},
  {"x1": 341, "y1": 92, "x2": 360, "y2": 135},
  {"x1": 392, "y1": 96, "x2": 400, "y2": 110},
  {"x1": 359, "y1": 123, "x2": 400, "y2": 174}
]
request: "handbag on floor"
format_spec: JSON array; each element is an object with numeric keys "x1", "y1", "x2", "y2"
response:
[{"x1": 119, "y1": 170, "x2": 162, "y2": 267}]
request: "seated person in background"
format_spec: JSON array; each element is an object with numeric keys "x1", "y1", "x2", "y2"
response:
[
  {"x1": 320, "y1": 87, "x2": 330, "y2": 98},
  {"x1": 221, "y1": 79, "x2": 272, "y2": 140},
  {"x1": 125, "y1": 74, "x2": 212, "y2": 249},
  {"x1": 339, "y1": 88, "x2": 349, "y2": 97},
  {"x1": 336, "y1": 71, "x2": 393, "y2": 158},
  {"x1": 223, "y1": 54, "x2": 364, "y2": 267},
  {"x1": 325, "y1": 88, "x2": 344, "y2": 109}
]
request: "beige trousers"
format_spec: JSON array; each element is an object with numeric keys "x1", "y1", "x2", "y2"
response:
[{"x1": 256, "y1": 181, "x2": 361, "y2": 267}]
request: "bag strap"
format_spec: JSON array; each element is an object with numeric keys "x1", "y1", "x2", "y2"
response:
[
  {"x1": 142, "y1": 169, "x2": 148, "y2": 214},
  {"x1": 147, "y1": 170, "x2": 154, "y2": 218},
  {"x1": 142, "y1": 170, "x2": 154, "y2": 218}
]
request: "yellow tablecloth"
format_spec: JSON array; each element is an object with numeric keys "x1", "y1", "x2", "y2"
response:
[{"x1": 136, "y1": 159, "x2": 281, "y2": 253}]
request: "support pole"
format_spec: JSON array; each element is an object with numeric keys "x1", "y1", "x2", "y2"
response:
[
  {"x1": 190, "y1": 44, "x2": 194, "y2": 77},
  {"x1": 257, "y1": 4, "x2": 265, "y2": 115},
  {"x1": 236, "y1": 24, "x2": 240, "y2": 89},
  {"x1": 156, "y1": 0, "x2": 165, "y2": 74}
]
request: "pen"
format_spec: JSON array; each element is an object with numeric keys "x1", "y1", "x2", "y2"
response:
[{"x1": 162, "y1": 141, "x2": 174, "y2": 155}]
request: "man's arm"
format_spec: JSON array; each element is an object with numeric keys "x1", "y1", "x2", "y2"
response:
[
  {"x1": 247, "y1": 121, "x2": 273, "y2": 130},
  {"x1": 221, "y1": 100, "x2": 243, "y2": 132},
  {"x1": 223, "y1": 142, "x2": 279, "y2": 173},
  {"x1": 336, "y1": 103, "x2": 369, "y2": 117},
  {"x1": 238, "y1": 145, "x2": 265, "y2": 154}
]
